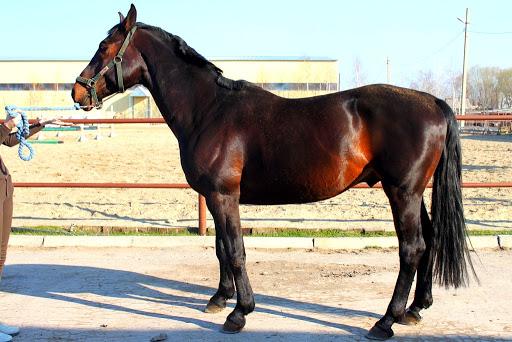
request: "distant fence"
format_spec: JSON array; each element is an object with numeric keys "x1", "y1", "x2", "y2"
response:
[
  {"x1": 10, "y1": 114, "x2": 512, "y2": 235},
  {"x1": 459, "y1": 112, "x2": 512, "y2": 135}
]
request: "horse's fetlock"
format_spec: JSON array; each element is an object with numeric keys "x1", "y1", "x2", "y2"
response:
[
  {"x1": 418, "y1": 295, "x2": 433, "y2": 309},
  {"x1": 243, "y1": 299, "x2": 255, "y2": 314},
  {"x1": 223, "y1": 287, "x2": 235, "y2": 299}
]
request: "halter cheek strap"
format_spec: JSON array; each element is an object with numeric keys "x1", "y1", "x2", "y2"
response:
[{"x1": 76, "y1": 25, "x2": 138, "y2": 108}]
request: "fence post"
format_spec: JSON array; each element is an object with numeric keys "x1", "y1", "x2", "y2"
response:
[{"x1": 198, "y1": 194, "x2": 207, "y2": 236}]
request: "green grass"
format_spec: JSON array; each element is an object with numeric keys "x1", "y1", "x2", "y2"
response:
[
  {"x1": 464, "y1": 229, "x2": 512, "y2": 236},
  {"x1": 11, "y1": 226, "x2": 512, "y2": 237},
  {"x1": 11, "y1": 226, "x2": 200, "y2": 236},
  {"x1": 249, "y1": 229, "x2": 396, "y2": 238}
]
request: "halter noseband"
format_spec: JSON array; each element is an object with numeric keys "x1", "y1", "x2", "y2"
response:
[{"x1": 76, "y1": 25, "x2": 138, "y2": 109}]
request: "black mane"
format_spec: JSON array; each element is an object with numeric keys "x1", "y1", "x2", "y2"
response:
[{"x1": 135, "y1": 23, "x2": 247, "y2": 90}]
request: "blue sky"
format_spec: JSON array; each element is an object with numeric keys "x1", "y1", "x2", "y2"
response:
[{"x1": 1, "y1": 0, "x2": 511, "y2": 89}]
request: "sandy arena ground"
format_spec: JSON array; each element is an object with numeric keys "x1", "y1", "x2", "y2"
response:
[
  {"x1": 3, "y1": 125, "x2": 512, "y2": 232},
  {"x1": 0, "y1": 246, "x2": 510, "y2": 341}
]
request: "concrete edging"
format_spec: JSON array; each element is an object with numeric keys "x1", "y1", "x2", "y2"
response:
[
  {"x1": 314, "y1": 237, "x2": 397, "y2": 249},
  {"x1": 8, "y1": 235, "x2": 509, "y2": 250},
  {"x1": 8, "y1": 235, "x2": 44, "y2": 247}
]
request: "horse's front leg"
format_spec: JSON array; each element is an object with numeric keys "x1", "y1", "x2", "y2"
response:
[
  {"x1": 205, "y1": 191, "x2": 255, "y2": 333},
  {"x1": 205, "y1": 235, "x2": 235, "y2": 313}
]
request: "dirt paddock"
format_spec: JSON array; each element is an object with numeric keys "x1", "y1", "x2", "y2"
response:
[
  {"x1": 0, "y1": 246, "x2": 510, "y2": 341},
  {"x1": 5, "y1": 125, "x2": 512, "y2": 232}
]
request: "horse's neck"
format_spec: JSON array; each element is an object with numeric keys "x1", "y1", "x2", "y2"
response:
[{"x1": 141, "y1": 46, "x2": 221, "y2": 142}]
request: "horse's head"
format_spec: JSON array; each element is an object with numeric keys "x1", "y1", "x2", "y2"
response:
[{"x1": 72, "y1": 4, "x2": 146, "y2": 110}]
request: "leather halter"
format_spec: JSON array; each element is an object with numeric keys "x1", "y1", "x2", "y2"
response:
[{"x1": 76, "y1": 26, "x2": 137, "y2": 109}]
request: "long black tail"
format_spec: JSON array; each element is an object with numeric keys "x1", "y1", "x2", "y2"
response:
[{"x1": 431, "y1": 99, "x2": 476, "y2": 288}]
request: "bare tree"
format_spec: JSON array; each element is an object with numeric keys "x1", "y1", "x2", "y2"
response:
[
  {"x1": 468, "y1": 66, "x2": 500, "y2": 110},
  {"x1": 443, "y1": 70, "x2": 461, "y2": 99},
  {"x1": 497, "y1": 68, "x2": 512, "y2": 109},
  {"x1": 409, "y1": 70, "x2": 443, "y2": 97},
  {"x1": 352, "y1": 57, "x2": 367, "y2": 87},
  {"x1": 448, "y1": 67, "x2": 509, "y2": 111}
]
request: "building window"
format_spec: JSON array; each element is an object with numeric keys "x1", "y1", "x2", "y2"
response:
[
  {"x1": 0, "y1": 83, "x2": 74, "y2": 91},
  {"x1": 0, "y1": 82, "x2": 338, "y2": 92},
  {"x1": 256, "y1": 83, "x2": 338, "y2": 91}
]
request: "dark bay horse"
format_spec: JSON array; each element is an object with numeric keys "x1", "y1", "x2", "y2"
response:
[{"x1": 72, "y1": 5, "x2": 475, "y2": 340}]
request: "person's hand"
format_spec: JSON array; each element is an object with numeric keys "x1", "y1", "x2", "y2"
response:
[
  {"x1": 38, "y1": 118, "x2": 74, "y2": 127},
  {"x1": 3, "y1": 114, "x2": 21, "y2": 130}
]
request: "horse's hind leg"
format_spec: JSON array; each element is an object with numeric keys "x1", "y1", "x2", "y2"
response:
[
  {"x1": 205, "y1": 236, "x2": 235, "y2": 313},
  {"x1": 367, "y1": 184, "x2": 426, "y2": 340},
  {"x1": 398, "y1": 199, "x2": 434, "y2": 325}
]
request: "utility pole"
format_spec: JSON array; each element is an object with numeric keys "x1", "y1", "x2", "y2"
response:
[
  {"x1": 386, "y1": 57, "x2": 391, "y2": 84},
  {"x1": 459, "y1": 8, "x2": 469, "y2": 116}
]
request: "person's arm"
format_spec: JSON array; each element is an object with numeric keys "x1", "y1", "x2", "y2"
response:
[
  {"x1": 2, "y1": 122, "x2": 44, "y2": 147},
  {"x1": 0, "y1": 124, "x2": 12, "y2": 145},
  {"x1": 0, "y1": 116, "x2": 19, "y2": 146}
]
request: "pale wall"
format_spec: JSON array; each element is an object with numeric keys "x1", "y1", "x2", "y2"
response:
[{"x1": 0, "y1": 59, "x2": 339, "y2": 116}]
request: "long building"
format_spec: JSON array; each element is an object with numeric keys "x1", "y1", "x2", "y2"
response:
[{"x1": 0, "y1": 57, "x2": 339, "y2": 118}]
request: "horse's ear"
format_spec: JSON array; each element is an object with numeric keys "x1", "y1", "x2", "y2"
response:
[
  {"x1": 118, "y1": 12, "x2": 125, "y2": 23},
  {"x1": 122, "y1": 4, "x2": 137, "y2": 31}
]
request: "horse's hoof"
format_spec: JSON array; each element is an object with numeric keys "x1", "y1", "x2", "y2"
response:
[
  {"x1": 366, "y1": 324, "x2": 394, "y2": 340},
  {"x1": 221, "y1": 314, "x2": 246, "y2": 334},
  {"x1": 204, "y1": 300, "x2": 226, "y2": 314},
  {"x1": 397, "y1": 309, "x2": 422, "y2": 326}
]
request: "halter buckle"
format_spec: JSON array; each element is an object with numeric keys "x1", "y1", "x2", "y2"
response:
[{"x1": 87, "y1": 79, "x2": 96, "y2": 88}]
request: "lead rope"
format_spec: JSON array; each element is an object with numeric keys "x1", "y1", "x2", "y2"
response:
[
  {"x1": 4, "y1": 103, "x2": 84, "y2": 161},
  {"x1": 4, "y1": 105, "x2": 34, "y2": 161}
]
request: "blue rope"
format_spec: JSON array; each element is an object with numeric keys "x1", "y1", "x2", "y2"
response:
[
  {"x1": 5, "y1": 105, "x2": 35, "y2": 161},
  {"x1": 17, "y1": 104, "x2": 81, "y2": 111},
  {"x1": 3, "y1": 103, "x2": 81, "y2": 161}
]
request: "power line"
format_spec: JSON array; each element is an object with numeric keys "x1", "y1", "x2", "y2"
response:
[
  {"x1": 426, "y1": 29, "x2": 464, "y2": 59},
  {"x1": 395, "y1": 29, "x2": 463, "y2": 74},
  {"x1": 469, "y1": 30, "x2": 512, "y2": 35}
]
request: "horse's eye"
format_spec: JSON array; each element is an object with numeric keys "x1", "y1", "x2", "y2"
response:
[{"x1": 99, "y1": 43, "x2": 108, "y2": 52}]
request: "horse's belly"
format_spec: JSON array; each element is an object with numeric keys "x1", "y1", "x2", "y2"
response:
[
  {"x1": 239, "y1": 186, "x2": 336, "y2": 205},
  {"x1": 239, "y1": 165, "x2": 358, "y2": 205}
]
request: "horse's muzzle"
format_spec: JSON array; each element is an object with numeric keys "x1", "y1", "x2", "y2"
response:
[{"x1": 71, "y1": 83, "x2": 96, "y2": 111}]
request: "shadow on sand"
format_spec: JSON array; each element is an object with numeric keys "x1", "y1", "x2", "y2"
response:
[{"x1": 1, "y1": 264, "x2": 379, "y2": 339}]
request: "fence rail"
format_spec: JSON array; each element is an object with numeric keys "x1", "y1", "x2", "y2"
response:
[
  {"x1": 10, "y1": 114, "x2": 512, "y2": 235},
  {"x1": 14, "y1": 182, "x2": 512, "y2": 189}
]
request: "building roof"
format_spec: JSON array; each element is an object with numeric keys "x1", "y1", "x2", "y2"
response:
[
  {"x1": 129, "y1": 86, "x2": 151, "y2": 97},
  {"x1": 210, "y1": 56, "x2": 338, "y2": 62},
  {"x1": 0, "y1": 56, "x2": 338, "y2": 62}
]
